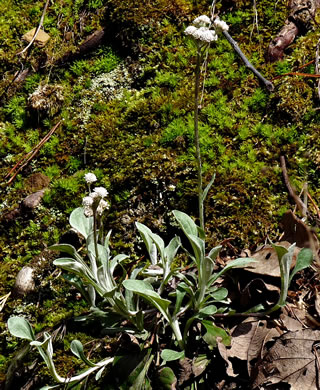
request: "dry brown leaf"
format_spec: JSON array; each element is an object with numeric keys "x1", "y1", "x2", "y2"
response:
[
  {"x1": 279, "y1": 312, "x2": 304, "y2": 332},
  {"x1": 217, "y1": 318, "x2": 279, "y2": 377},
  {"x1": 252, "y1": 329, "x2": 320, "y2": 390},
  {"x1": 244, "y1": 242, "x2": 299, "y2": 278}
]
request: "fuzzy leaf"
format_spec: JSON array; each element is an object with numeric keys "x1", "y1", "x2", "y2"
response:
[
  {"x1": 7, "y1": 317, "x2": 35, "y2": 341},
  {"x1": 173, "y1": 210, "x2": 198, "y2": 238},
  {"x1": 202, "y1": 320, "x2": 231, "y2": 347},
  {"x1": 210, "y1": 257, "x2": 257, "y2": 284},
  {"x1": 70, "y1": 340, "x2": 96, "y2": 367},
  {"x1": 161, "y1": 349, "x2": 185, "y2": 362},
  {"x1": 123, "y1": 280, "x2": 171, "y2": 321},
  {"x1": 110, "y1": 254, "x2": 129, "y2": 275},
  {"x1": 164, "y1": 236, "x2": 181, "y2": 265},
  {"x1": 202, "y1": 173, "x2": 216, "y2": 203},
  {"x1": 136, "y1": 222, "x2": 154, "y2": 257},
  {"x1": 289, "y1": 248, "x2": 313, "y2": 284},
  {"x1": 198, "y1": 305, "x2": 217, "y2": 317},
  {"x1": 70, "y1": 207, "x2": 93, "y2": 239}
]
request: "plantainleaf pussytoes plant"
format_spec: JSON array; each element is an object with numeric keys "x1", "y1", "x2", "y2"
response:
[
  {"x1": 7, "y1": 171, "x2": 256, "y2": 387},
  {"x1": 6, "y1": 11, "x2": 314, "y2": 388}
]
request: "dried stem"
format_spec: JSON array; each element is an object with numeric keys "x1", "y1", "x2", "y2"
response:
[{"x1": 222, "y1": 30, "x2": 274, "y2": 91}]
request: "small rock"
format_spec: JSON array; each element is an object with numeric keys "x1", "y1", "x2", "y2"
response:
[
  {"x1": 14, "y1": 266, "x2": 35, "y2": 295},
  {"x1": 22, "y1": 28, "x2": 50, "y2": 47},
  {"x1": 22, "y1": 189, "x2": 45, "y2": 210}
]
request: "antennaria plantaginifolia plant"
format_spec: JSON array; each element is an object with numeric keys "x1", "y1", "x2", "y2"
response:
[
  {"x1": 6, "y1": 11, "x2": 314, "y2": 388},
  {"x1": 184, "y1": 14, "x2": 229, "y2": 230}
]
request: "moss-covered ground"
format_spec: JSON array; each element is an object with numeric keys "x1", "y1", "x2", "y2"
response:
[{"x1": 1, "y1": 0, "x2": 320, "y2": 387}]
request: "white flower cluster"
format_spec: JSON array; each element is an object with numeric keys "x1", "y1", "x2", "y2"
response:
[
  {"x1": 82, "y1": 180, "x2": 109, "y2": 217},
  {"x1": 84, "y1": 172, "x2": 97, "y2": 184},
  {"x1": 213, "y1": 17, "x2": 229, "y2": 32},
  {"x1": 184, "y1": 15, "x2": 217, "y2": 43}
]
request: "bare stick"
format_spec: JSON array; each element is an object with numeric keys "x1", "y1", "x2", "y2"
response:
[
  {"x1": 17, "y1": 0, "x2": 50, "y2": 56},
  {"x1": 308, "y1": 192, "x2": 320, "y2": 220},
  {"x1": 316, "y1": 38, "x2": 320, "y2": 100},
  {"x1": 280, "y1": 155, "x2": 306, "y2": 217},
  {"x1": 7, "y1": 121, "x2": 61, "y2": 184},
  {"x1": 222, "y1": 30, "x2": 274, "y2": 91}
]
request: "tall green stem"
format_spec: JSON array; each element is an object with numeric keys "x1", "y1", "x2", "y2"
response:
[
  {"x1": 194, "y1": 46, "x2": 204, "y2": 230},
  {"x1": 93, "y1": 212, "x2": 99, "y2": 275}
]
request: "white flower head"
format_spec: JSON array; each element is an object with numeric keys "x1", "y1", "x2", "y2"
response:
[
  {"x1": 82, "y1": 196, "x2": 94, "y2": 217},
  {"x1": 83, "y1": 196, "x2": 93, "y2": 207},
  {"x1": 84, "y1": 172, "x2": 97, "y2": 184},
  {"x1": 83, "y1": 206, "x2": 93, "y2": 217},
  {"x1": 213, "y1": 17, "x2": 229, "y2": 32},
  {"x1": 193, "y1": 27, "x2": 217, "y2": 43},
  {"x1": 97, "y1": 199, "x2": 110, "y2": 216},
  {"x1": 93, "y1": 187, "x2": 108, "y2": 199},
  {"x1": 193, "y1": 15, "x2": 211, "y2": 27},
  {"x1": 184, "y1": 26, "x2": 197, "y2": 36}
]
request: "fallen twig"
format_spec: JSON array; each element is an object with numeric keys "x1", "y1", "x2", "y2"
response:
[
  {"x1": 222, "y1": 30, "x2": 274, "y2": 91},
  {"x1": 6, "y1": 121, "x2": 61, "y2": 184},
  {"x1": 17, "y1": 0, "x2": 50, "y2": 56},
  {"x1": 308, "y1": 192, "x2": 320, "y2": 220},
  {"x1": 272, "y1": 71, "x2": 320, "y2": 80}
]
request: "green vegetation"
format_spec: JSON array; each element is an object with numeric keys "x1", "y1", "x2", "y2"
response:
[{"x1": 1, "y1": 0, "x2": 320, "y2": 387}]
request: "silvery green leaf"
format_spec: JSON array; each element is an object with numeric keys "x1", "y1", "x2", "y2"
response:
[
  {"x1": 150, "y1": 243, "x2": 157, "y2": 265},
  {"x1": 289, "y1": 248, "x2": 313, "y2": 284},
  {"x1": 110, "y1": 254, "x2": 129, "y2": 275},
  {"x1": 95, "y1": 366, "x2": 106, "y2": 380},
  {"x1": 197, "y1": 226, "x2": 206, "y2": 240},
  {"x1": 149, "y1": 232, "x2": 165, "y2": 261},
  {"x1": 30, "y1": 332, "x2": 52, "y2": 355},
  {"x1": 202, "y1": 320, "x2": 231, "y2": 347},
  {"x1": 97, "y1": 266, "x2": 115, "y2": 291},
  {"x1": 208, "y1": 245, "x2": 222, "y2": 261},
  {"x1": 278, "y1": 244, "x2": 295, "y2": 307},
  {"x1": 49, "y1": 244, "x2": 78, "y2": 258},
  {"x1": 70, "y1": 207, "x2": 93, "y2": 239},
  {"x1": 209, "y1": 257, "x2": 257, "y2": 284},
  {"x1": 272, "y1": 243, "x2": 289, "y2": 263},
  {"x1": 88, "y1": 242, "x2": 108, "y2": 266},
  {"x1": 202, "y1": 172, "x2": 216, "y2": 203},
  {"x1": 173, "y1": 210, "x2": 198, "y2": 237},
  {"x1": 164, "y1": 236, "x2": 181, "y2": 265},
  {"x1": 188, "y1": 234, "x2": 205, "y2": 265},
  {"x1": 210, "y1": 287, "x2": 228, "y2": 301},
  {"x1": 173, "y1": 286, "x2": 187, "y2": 316},
  {"x1": 104, "y1": 230, "x2": 112, "y2": 248},
  {"x1": 53, "y1": 258, "x2": 93, "y2": 279},
  {"x1": 7, "y1": 317, "x2": 35, "y2": 341},
  {"x1": 123, "y1": 280, "x2": 171, "y2": 321},
  {"x1": 136, "y1": 222, "x2": 154, "y2": 255},
  {"x1": 63, "y1": 274, "x2": 90, "y2": 304},
  {"x1": 161, "y1": 349, "x2": 185, "y2": 362},
  {"x1": 198, "y1": 305, "x2": 217, "y2": 316},
  {"x1": 70, "y1": 340, "x2": 96, "y2": 367},
  {"x1": 200, "y1": 256, "x2": 214, "y2": 285}
]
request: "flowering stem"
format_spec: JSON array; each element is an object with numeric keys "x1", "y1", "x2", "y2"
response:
[
  {"x1": 194, "y1": 46, "x2": 204, "y2": 230},
  {"x1": 93, "y1": 212, "x2": 99, "y2": 274}
]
